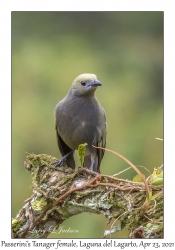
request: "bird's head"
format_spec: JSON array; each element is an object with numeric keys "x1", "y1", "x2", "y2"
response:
[{"x1": 70, "y1": 73, "x2": 102, "y2": 96}]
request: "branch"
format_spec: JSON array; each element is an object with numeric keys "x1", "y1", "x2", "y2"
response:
[{"x1": 12, "y1": 153, "x2": 163, "y2": 239}]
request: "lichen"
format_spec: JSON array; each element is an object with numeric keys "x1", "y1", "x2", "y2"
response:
[
  {"x1": 31, "y1": 197, "x2": 48, "y2": 211},
  {"x1": 12, "y1": 218, "x2": 24, "y2": 237}
]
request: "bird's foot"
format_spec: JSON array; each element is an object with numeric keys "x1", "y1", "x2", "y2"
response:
[
  {"x1": 52, "y1": 155, "x2": 67, "y2": 167},
  {"x1": 52, "y1": 151, "x2": 73, "y2": 167}
]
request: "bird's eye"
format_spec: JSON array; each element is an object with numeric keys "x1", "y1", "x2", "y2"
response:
[{"x1": 81, "y1": 81, "x2": 86, "y2": 86}]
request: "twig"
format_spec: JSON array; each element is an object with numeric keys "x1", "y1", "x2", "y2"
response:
[{"x1": 92, "y1": 145, "x2": 150, "y2": 197}]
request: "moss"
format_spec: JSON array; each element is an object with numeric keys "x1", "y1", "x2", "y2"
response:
[
  {"x1": 31, "y1": 197, "x2": 48, "y2": 211},
  {"x1": 20, "y1": 153, "x2": 163, "y2": 239},
  {"x1": 112, "y1": 211, "x2": 121, "y2": 218},
  {"x1": 145, "y1": 223, "x2": 163, "y2": 236},
  {"x1": 12, "y1": 218, "x2": 24, "y2": 237},
  {"x1": 75, "y1": 190, "x2": 93, "y2": 200},
  {"x1": 12, "y1": 218, "x2": 23, "y2": 231},
  {"x1": 117, "y1": 201, "x2": 123, "y2": 207}
]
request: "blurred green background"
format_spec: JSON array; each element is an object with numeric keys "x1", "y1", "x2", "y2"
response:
[{"x1": 12, "y1": 11, "x2": 163, "y2": 238}]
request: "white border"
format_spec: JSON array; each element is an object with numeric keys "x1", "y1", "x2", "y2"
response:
[{"x1": 0, "y1": 0, "x2": 175, "y2": 245}]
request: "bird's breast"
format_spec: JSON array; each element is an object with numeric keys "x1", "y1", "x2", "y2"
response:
[
  {"x1": 55, "y1": 96, "x2": 106, "y2": 150},
  {"x1": 58, "y1": 116, "x2": 103, "y2": 150}
]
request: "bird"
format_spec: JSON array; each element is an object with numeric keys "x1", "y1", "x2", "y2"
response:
[{"x1": 53, "y1": 73, "x2": 107, "y2": 173}]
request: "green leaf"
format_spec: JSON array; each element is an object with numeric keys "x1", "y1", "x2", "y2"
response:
[
  {"x1": 149, "y1": 168, "x2": 163, "y2": 186},
  {"x1": 77, "y1": 143, "x2": 88, "y2": 166},
  {"x1": 132, "y1": 175, "x2": 143, "y2": 182}
]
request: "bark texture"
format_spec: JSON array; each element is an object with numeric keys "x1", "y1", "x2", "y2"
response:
[{"x1": 12, "y1": 153, "x2": 163, "y2": 239}]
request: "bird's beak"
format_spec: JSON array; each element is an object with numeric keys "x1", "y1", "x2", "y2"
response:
[{"x1": 90, "y1": 79, "x2": 102, "y2": 87}]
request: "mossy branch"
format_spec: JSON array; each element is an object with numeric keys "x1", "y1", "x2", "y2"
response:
[{"x1": 12, "y1": 153, "x2": 163, "y2": 239}]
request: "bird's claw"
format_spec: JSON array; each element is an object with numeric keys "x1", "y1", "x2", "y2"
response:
[
  {"x1": 52, "y1": 150, "x2": 73, "y2": 167},
  {"x1": 52, "y1": 156, "x2": 67, "y2": 167}
]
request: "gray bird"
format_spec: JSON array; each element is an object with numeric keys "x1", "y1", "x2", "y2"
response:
[{"x1": 54, "y1": 73, "x2": 107, "y2": 172}]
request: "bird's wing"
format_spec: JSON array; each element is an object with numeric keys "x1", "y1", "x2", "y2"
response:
[
  {"x1": 55, "y1": 125, "x2": 75, "y2": 169},
  {"x1": 55, "y1": 125, "x2": 72, "y2": 156},
  {"x1": 97, "y1": 112, "x2": 107, "y2": 172},
  {"x1": 97, "y1": 129, "x2": 106, "y2": 169}
]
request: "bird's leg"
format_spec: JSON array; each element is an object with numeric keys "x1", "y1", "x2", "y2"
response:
[
  {"x1": 52, "y1": 151, "x2": 73, "y2": 167},
  {"x1": 89, "y1": 154, "x2": 99, "y2": 172}
]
